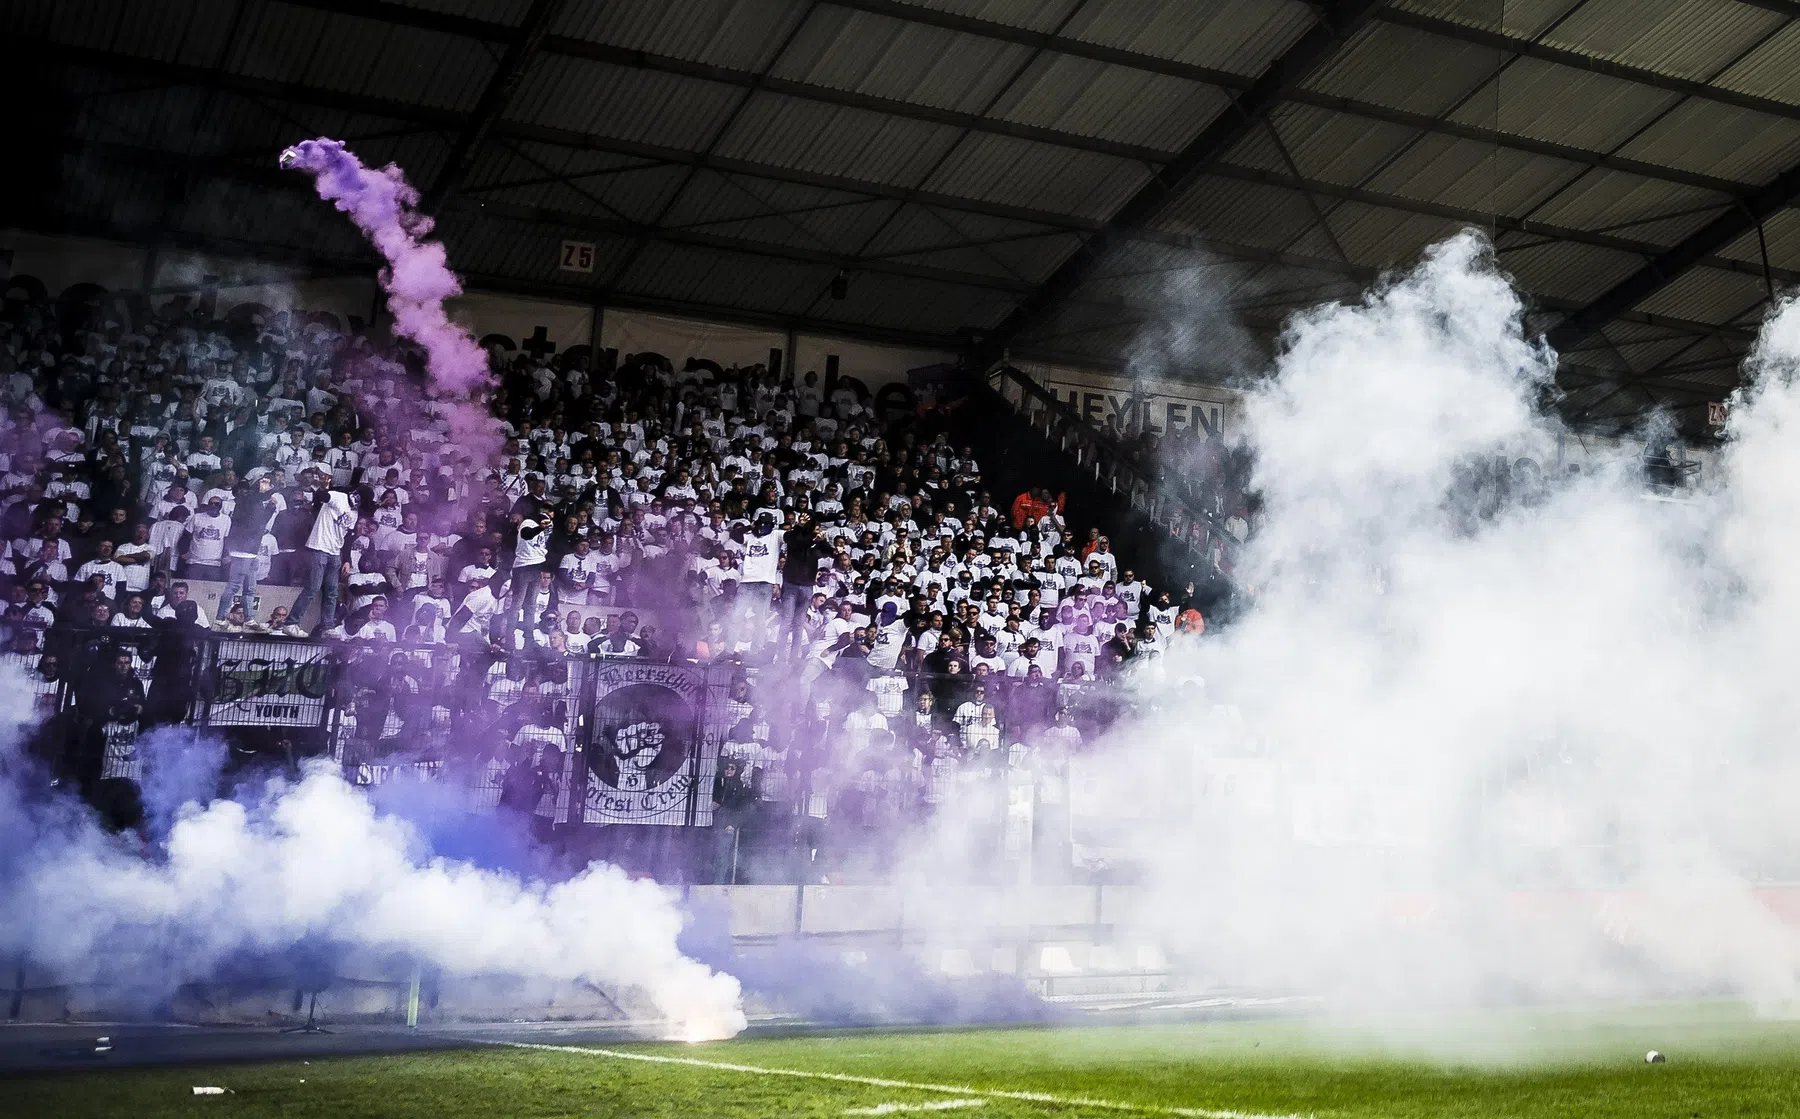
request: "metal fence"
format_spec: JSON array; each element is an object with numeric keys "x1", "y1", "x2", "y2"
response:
[{"x1": 9, "y1": 624, "x2": 1132, "y2": 883}]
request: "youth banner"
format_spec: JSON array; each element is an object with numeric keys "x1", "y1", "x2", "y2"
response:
[
  {"x1": 205, "y1": 639, "x2": 335, "y2": 726},
  {"x1": 581, "y1": 661, "x2": 725, "y2": 826}
]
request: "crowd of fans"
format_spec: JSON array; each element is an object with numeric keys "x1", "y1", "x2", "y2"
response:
[{"x1": 0, "y1": 278, "x2": 1212, "y2": 867}]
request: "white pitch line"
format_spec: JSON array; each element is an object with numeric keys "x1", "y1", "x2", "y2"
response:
[
  {"x1": 845, "y1": 1100, "x2": 987, "y2": 1115},
  {"x1": 501, "y1": 1041, "x2": 1309, "y2": 1119}
]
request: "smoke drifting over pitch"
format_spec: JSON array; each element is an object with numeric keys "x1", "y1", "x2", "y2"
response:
[
  {"x1": 1058, "y1": 231, "x2": 1800, "y2": 1020},
  {"x1": 0, "y1": 701, "x2": 746, "y2": 1038}
]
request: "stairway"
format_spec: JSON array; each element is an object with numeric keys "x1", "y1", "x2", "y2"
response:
[{"x1": 951, "y1": 364, "x2": 1242, "y2": 608}]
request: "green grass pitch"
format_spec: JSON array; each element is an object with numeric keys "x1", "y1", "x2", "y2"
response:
[{"x1": 13, "y1": 1003, "x2": 1800, "y2": 1119}]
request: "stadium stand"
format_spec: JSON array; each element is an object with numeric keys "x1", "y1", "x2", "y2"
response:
[{"x1": 0, "y1": 272, "x2": 1225, "y2": 876}]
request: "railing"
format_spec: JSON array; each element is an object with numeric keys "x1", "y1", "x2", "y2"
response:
[
  {"x1": 983, "y1": 363, "x2": 1242, "y2": 578},
  {"x1": 11, "y1": 624, "x2": 1140, "y2": 883}
]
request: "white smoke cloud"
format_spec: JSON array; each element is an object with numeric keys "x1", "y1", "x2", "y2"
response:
[
  {"x1": 0, "y1": 688, "x2": 744, "y2": 1039},
  {"x1": 1108, "y1": 230, "x2": 1800, "y2": 1016},
  {"x1": 893, "y1": 231, "x2": 1800, "y2": 1032}
]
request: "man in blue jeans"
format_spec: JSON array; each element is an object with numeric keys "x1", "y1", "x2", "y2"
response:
[
  {"x1": 287, "y1": 485, "x2": 356, "y2": 636},
  {"x1": 223, "y1": 476, "x2": 278, "y2": 619},
  {"x1": 779, "y1": 513, "x2": 825, "y2": 659}
]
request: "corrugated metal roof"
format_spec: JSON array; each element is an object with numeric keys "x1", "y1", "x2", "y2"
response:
[
  {"x1": 1314, "y1": 201, "x2": 1468, "y2": 268},
  {"x1": 1248, "y1": 105, "x2": 1420, "y2": 186},
  {"x1": 509, "y1": 55, "x2": 745, "y2": 150},
  {"x1": 1632, "y1": 264, "x2": 1770, "y2": 324},
  {"x1": 1497, "y1": 240, "x2": 1646, "y2": 303},
  {"x1": 1537, "y1": 0, "x2": 1786, "y2": 87},
  {"x1": 714, "y1": 93, "x2": 964, "y2": 188},
  {"x1": 465, "y1": 144, "x2": 692, "y2": 226},
  {"x1": 1715, "y1": 18, "x2": 1800, "y2": 106},
  {"x1": 1451, "y1": 56, "x2": 1685, "y2": 154},
  {"x1": 921, "y1": 133, "x2": 1151, "y2": 220},
  {"x1": 659, "y1": 175, "x2": 898, "y2": 254},
  {"x1": 988, "y1": 54, "x2": 1230, "y2": 151},
  {"x1": 1062, "y1": 0, "x2": 1314, "y2": 74},
  {"x1": 1616, "y1": 97, "x2": 1800, "y2": 184},
  {"x1": 1362, "y1": 134, "x2": 1579, "y2": 218},
  {"x1": 1304, "y1": 21, "x2": 1497, "y2": 117},
  {"x1": 1153, "y1": 176, "x2": 1319, "y2": 250},
  {"x1": 23, "y1": 0, "x2": 1800, "y2": 418},
  {"x1": 1713, "y1": 206, "x2": 1800, "y2": 273},
  {"x1": 1386, "y1": 0, "x2": 1579, "y2": 40},
  {"x1": 555, "y1": 0, "x2": 810, "y2": 72},
  {"x1": 1525, "y1": 168, "x2": 1727, "y2": 242},
  {"x1": 234, "y1": 5, "x2": 494, "y2": 112},
  {"x1": 776, "y1": 7, "x2": 1025, "y2": 116},
  {"x1": 386, "y1": 0, "x2": 532, "y2": 24},
  {"x1": 33, "y1": 0, "x2": 237, "y2": 67}
]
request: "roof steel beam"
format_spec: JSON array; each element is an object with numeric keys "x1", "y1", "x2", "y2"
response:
[
  {"x1": 982, "y1": 2, "x2": 1418, "y2": 356},
  {"x1": 1545, "y1": 160, "x2": 1800, "y2": 350},
  {"x1": 818, "y1": 1, "x2": 1762, "y2": 200},
  {"x1": 1376, "y1": 7, "x2": 1800, "y2": 125},
  {"x1": 32, "y1": 38, "x2": 1403, "y2": 275},
  {"x1": 1207, "y1": 162, "x2": 1800, "y2": 287},
  {"x1": 423, "y1": 0, "x2": 568, "y2": 210},
  {"x1": 280, "y1": 0, "x2": 1774, "y2": 201},
  {"x1": 544, "y1": 39, "x2": 1174, "y2": 164}
]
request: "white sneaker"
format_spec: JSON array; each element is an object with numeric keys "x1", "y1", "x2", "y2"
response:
[{"x1": 283, "y1": 624, "x2": 308, "y2": 638}]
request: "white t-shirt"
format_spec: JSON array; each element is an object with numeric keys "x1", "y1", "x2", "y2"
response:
[
  {"x1": 558, "y1": 551, "x2": 605, "y2": 605},
  {"x1": 740, "y1": 530, "x2": 780, "y2": 584},
  {"x1": 76, "y1": 559, "x2": 127, "y2": 599},
  {"x1": 1062, "y1": 631, "x2": 1101, "y2": 677},
  {"x1": 187, "y1": 511, "x2": 231, "y2": 565},
  {"x1": 514, "y1": 520, "x2": 549, "y2": 568},
  {"x1": 865, "y1": 673, "x2": 909, "y2": 717},
  {"x1": 113, "y1": 542, "x2": 154, "y2": 592}
]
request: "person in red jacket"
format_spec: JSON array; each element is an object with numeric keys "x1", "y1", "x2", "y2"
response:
[{"x1": 1010, "y1": 487, "x2": 1064, "y2": 530}]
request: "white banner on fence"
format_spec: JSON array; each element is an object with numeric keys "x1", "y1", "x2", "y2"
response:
[
  {"x1": 205, "y1": 639, "x2": 335, "y2": 726},
  {"x1": 583, "y1": 661, "x2": 720, "y2": 826}
]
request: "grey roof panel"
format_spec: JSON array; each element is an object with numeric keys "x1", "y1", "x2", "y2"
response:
[
  {"x1": 555, "y1": 0, "x2": 811, "y2": 71},
  {"x1": 921, "y1": 133, "x2": 1152, "y2": 221}
]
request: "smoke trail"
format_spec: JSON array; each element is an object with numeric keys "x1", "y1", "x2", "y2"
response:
[
  {"x1": 279, "y1": 137, "x2": 501, "y2": 461},
  {"x1": 0, "y1": 674, "x2": 745, "y2": 1037}
]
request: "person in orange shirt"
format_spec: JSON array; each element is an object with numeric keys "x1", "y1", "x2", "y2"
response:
[{"x1": 1010, "y1": 487, "x2": 1064, "y2": 530}]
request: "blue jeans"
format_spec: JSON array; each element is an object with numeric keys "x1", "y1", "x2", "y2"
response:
[
  {"x1": 288, "y1": 549, "x2": 339, "y2": 631},
  {"x1": 226, "y1": 555, "x2": 261, "y2": 614},
  {"x1": 780, "y1": 582, "x2": 813, "y2": 657}
]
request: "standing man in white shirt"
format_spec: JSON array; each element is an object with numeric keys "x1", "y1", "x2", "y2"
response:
[
  {"x1": 736, "y1": 510, "x2": 782, "y2": 645},
  {"x1": 508, "y1": 500, "x2": 553, "y2": 626},
  {"x1": 183, "y1": 495, "x2": 231, "y2": 581},
  {"x1": 287, "y1": 489, "x2": 356, "y2": 636}
]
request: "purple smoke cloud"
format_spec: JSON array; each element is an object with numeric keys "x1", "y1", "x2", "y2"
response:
[{"x1": 280, "y1": 138, "x2": 500, "y2": 459}]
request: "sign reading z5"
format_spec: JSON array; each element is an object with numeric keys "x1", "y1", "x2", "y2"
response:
[
  {"x1": 560, "y1": 240, "x2": 596, "y2": 273},
  {"x1": 212, "y1": 656, "x2": 333, "y2": 704}
]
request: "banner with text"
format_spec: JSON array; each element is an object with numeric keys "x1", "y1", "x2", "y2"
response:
[
  {"x1": 204, "y1": 639, "x2": 336, "y2": 726},
  {"x1": 1015, "y1": 361, "x2": 1236, "y2": 438},
  {"x1": 582, "y1": 661, "x2": 726, "y2": 826}
]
